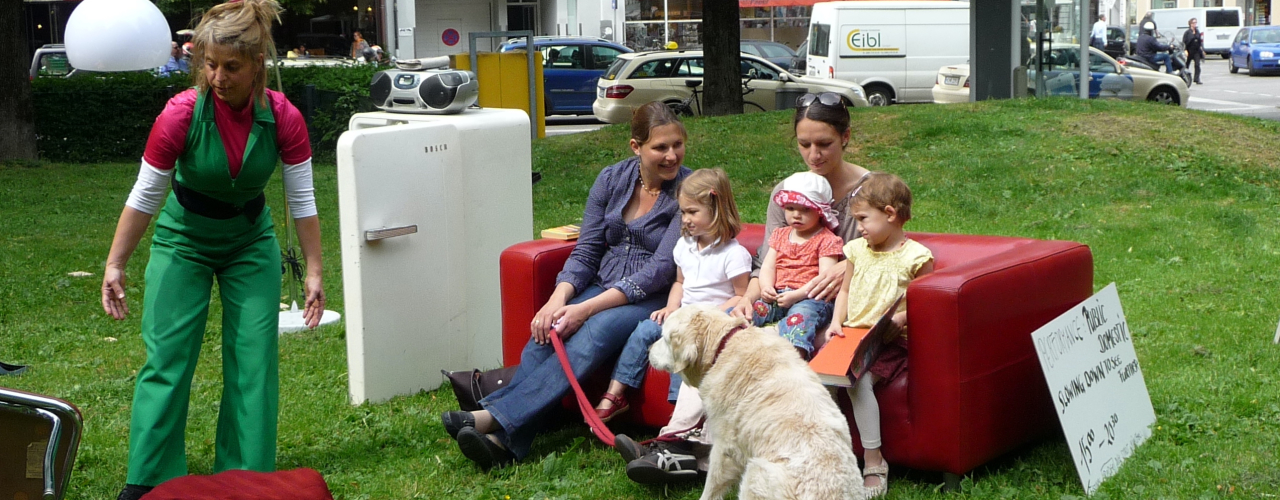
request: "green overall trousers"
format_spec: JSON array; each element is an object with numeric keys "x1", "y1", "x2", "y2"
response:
[{"x1": 127, "y1": 90, "x2": 284, "y2": 486}]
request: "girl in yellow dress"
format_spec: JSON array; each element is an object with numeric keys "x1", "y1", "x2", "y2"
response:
[{"x1": 824, "y1": 172, "x2": 934, "y2": 497}]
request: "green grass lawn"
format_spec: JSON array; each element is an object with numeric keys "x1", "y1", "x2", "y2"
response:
[{"x1": 3, "y1": 98, "x2": 1279, "y2": 499}]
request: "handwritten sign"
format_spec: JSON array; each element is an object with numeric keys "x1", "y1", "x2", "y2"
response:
[{"x1": 1031, "y1": 283, "x2": 1155, "y2": 495}]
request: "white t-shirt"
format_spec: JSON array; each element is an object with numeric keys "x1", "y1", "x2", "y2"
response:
[
  {"x1": 1092, "y1": 20, "x2": 1107, "y2": 41},
  {"x1": 672, "y1": 236, "x2": 753, "y2": 307}
]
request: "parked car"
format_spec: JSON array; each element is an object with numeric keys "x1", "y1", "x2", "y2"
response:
[
  {"x1": 1033, "y1": 44, "x2": 1188, "y2": 106},
  {"x1": 790, "y1": 40, "x2": 808, "y2": 74},
  {"x1": 934, "y1": 45, "x2": 1188, "y2": 107},
  {"x1": 499, "y1": 36, "x2": 633, "y2": 115},
  {"x1": 740, "y1": 39, "x2": 798, "y2": 70},
  {"x1": 1101, "y1": 26, "x2": 1132, "y2": 59},
  {"x1": 931, "y1": 64, "x2": 969, "y2": 103},
  {"x1": 1228, "y1": 26, "x2": 1280, "y2": 76},
  {"x1": 592, "y1": 50, "x2": 868, "y2": 124},
  {"x1": 29, "y1": 44, "x2": 76, "y2": 79}
]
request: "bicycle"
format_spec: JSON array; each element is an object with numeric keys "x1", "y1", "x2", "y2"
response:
[{"x1": 669, "y1": 75, "x2": 767, "y2": 117}]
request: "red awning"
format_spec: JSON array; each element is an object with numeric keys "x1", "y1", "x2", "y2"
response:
[{"x1": 739, "y1": 0, "x2": 827, "y2": 7}]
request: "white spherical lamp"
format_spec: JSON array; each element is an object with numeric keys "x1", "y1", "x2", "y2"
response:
[{"x1": 65, "y1": 0, "x2": 171, "y2": 72}]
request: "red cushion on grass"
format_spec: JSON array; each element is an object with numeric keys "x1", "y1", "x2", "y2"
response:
[{"x1": 142, "y1": 468, "x2": 333, "y2": 500}]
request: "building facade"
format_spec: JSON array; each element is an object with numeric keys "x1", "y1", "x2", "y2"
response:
[{"x1": 382, "y1": 0, "x2": 817, "y2": 59}]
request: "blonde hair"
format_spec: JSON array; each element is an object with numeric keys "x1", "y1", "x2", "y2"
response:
[
  {"x1": 851, "y1": 172, "x2": 913, "y2": 223},
  {"x1": 190, "y1": 0, "x2": 282, "y2": 106},
  {"x1": 678, "y1": 168, "x2": 741, "y2": 243}
]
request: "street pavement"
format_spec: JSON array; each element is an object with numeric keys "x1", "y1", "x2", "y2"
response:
[
  {"x1": 541, "y1": 59, "x2": 1280, "y2": 139},
  {"x1": 1186, "y1": 57, "x2": 1280, "y2": 120},
  {"x1": 545, "y1": 115, "x2": 608, "y2": 136}
]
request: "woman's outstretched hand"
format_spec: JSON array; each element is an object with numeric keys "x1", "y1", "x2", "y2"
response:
[
  {"x1": 102, "y1": 266, "x2": 129, "y2": 320},
  {"x1": 303, "y1": 274, "x2": 326, "y2": 328},
  {"x1": 807, "y1": 264, "x2": 847, "y2": 302}
]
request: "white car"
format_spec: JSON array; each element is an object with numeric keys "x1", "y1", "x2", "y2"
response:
[
  {"x1": 931, "y1": 64, "x2": 970, "y2": 103},
  {"x1": 593, "y1": 50, "x2": 868, "y2": 124}
]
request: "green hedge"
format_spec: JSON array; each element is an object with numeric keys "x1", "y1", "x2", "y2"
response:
[{"x1": 32, "y1": 65, "x2": 380, "y2": 163}]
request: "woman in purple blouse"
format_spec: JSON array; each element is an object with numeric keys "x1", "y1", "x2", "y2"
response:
[{"x1": 441, "y1": 101, "x2": 691, "y2": 469}]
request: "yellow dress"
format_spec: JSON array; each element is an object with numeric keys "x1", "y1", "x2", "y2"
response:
[{"x1": 842, "y1": 238, "x2": 933, "y2": 329}]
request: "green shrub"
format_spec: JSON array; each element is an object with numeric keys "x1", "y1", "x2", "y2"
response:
[{"x1": 32, "y1": 65, "x2": 381, "y2": 163}]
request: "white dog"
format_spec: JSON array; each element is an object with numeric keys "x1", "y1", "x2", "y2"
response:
[{"x1": 650, "y1": 304, "x2": 869, "y2": 500}]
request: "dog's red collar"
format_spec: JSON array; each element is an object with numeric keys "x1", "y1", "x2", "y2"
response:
[{"x1": 710, "y1": 325, "x2": 747, "y2": 368}]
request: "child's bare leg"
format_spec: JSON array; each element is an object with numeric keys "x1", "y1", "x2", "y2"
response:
[{"x1": 596, "y1": 380, "x2": 628, "y2": 410}]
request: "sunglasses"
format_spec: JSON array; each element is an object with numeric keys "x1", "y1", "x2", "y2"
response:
[{"x1": 796, "y1": 92, "x2": 843, "y2": 108}]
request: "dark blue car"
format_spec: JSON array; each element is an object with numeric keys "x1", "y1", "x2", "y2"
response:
[
  {"x1": 499, "y1": 37, "x2": 632, "y2": 115},
  {"x1": 1229, "y1": 26, "x2": 1280, "y2": 76}
]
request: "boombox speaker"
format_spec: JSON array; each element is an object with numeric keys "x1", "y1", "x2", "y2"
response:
[{"x1": 370, "y1": 69, "x2": 479, "y2": 114}]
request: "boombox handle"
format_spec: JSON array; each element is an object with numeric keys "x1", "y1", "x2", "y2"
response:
[{"x1": 469, "y1": 30, "x2": 537, "y2": 141}]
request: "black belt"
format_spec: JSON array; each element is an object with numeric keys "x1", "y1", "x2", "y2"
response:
[{"x1": 171, "y1": 178, "x2": 265, "y2": 223}]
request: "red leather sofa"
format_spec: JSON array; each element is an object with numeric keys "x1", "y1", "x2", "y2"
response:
[{"x1": 499, "y1": 224, "x2": 1093, "y2": 480}]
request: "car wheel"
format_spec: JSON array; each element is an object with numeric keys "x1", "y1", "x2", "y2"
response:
[
  {"x1": 1221, "y1": 53, "x2": 1230, "y2": 59},
  {"x1": 1247, "y1": 57, "x2": 1256, "y2": 77},
  {"x1": 865, "y1": 86, "x2": 893, "y2": 107},
  {"x1": 1229, "y1": 57, "x2": 1239, "y2": 73},
  {"x1": 1146, "y1": 86, "x2": 1179, "y2": 105}
]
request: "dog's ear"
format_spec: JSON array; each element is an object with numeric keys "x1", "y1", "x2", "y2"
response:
[{"x1": 675, "y1": 308, "x2": 723, "y2": 374}]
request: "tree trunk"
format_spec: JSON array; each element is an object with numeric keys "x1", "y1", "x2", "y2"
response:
[
  {"x1": 701, "y1": 0, "x2": 741, "y2": 117},
  {"x1": 0, "y1": 0, "x2": 38, "y2": 162}
]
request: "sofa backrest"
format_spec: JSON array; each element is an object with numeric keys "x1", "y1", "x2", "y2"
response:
[{"x1": 734, "y1": 224, "x2": 1039, "y2": 271}]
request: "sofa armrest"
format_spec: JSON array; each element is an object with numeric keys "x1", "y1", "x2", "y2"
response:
[
  {"x1": 499, "y1": 239, "x2": 577, "y2": 366},
  {"x1": 904, "y1": 234, "x2": 1093, "y2": 473}
]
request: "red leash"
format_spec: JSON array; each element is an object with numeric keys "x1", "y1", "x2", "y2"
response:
[
  {"x1": 549, "y1": 324, "x2": 739, "y2": 448},
  {"x1": 549, "y1": 328, "x2": 617, "y2": 446}
]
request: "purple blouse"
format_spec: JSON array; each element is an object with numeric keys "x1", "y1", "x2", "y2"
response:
[{"x1": 556, "y1": 156, "x2": 691, "y2": 302}]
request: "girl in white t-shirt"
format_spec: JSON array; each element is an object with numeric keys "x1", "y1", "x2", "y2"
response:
[{"x1": 594, "y1": 168, "x2": 752, "y2": 422}]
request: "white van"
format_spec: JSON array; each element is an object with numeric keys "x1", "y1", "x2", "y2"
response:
[
  {"x1": 806, "y1": 1, "x2": 969, "y2": 106},
  {"x1": 1146, "y1": 7, "x2": 1243, "y2": 57}
]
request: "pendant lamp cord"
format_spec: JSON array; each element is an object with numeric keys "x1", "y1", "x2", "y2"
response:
[{"x1": 270, "y1": 48, "x2": 303, "y2": 308}]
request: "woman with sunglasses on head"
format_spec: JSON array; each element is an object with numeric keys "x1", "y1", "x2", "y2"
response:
[{"x1": 621, "y1": 92, "x2": 873, "y2": 484}]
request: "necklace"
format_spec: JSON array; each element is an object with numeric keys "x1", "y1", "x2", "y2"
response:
[{"x1": 638, "y1": 176, "x2": 662, "y2": 197}]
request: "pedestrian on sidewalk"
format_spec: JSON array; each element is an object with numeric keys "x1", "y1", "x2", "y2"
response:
[{"x1": 1183, "y1": 18, "x2": 1206, "y2": 84}]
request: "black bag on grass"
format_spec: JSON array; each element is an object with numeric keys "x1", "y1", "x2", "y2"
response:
[{"x1": 441, "y1": 366, "x2": 519, "y2": 411}]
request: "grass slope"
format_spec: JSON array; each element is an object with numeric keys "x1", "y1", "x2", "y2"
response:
[{"x1": 2, "y1": 98, "x2": 1278, "y2": 499}]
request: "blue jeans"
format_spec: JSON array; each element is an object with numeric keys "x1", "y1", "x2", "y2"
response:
[
  {"x1": 480, "y1": 285, "x2": 665, "y2": 460},
  {"x1": 611, "y1": 319, "x2": 683, "y2": 401},
  {"x1": 751, "y1": 290, "x2": 834, "y2": 356},
  {"x1": 1151, "y1": 52, "x2": 1174, "y2": 73}
]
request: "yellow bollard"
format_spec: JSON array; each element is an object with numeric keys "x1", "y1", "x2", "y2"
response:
[{"x1": 452, "y1": 51, "x2": 545, "y2": 138}]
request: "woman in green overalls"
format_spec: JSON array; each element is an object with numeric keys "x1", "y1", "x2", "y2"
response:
[{"x1": 101, "y1": 1, "x2": 325, "y2": 498}]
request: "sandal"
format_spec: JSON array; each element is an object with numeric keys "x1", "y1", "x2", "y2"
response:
[
  {"x1": 595, "y1": 392, "x2": 630, "y2": 423},
  {"x1": 863, "y1": 461, "x2": 889, "y2": 497}
]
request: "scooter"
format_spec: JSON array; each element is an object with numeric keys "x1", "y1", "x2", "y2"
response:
[{"x1": 1117, "y1": 31, "x2": 1193, "y2": 87}]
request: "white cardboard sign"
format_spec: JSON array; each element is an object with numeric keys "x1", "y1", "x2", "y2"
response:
[{"x1": 1031, "y1": 283, "x2": 1156, "y2": 495}]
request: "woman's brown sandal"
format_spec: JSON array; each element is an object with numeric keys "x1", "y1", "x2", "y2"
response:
[{"x1": 863, "y1": 462, "x2": 889, "y2": 497}]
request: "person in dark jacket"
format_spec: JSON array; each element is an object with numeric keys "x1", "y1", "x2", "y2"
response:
[
  {"x1": 1135, "y1": 21, "x2": 1174, "y2": 74},
  {"x1": 1183, "y1": 17, "x2": 1206, "y2": 84}
]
